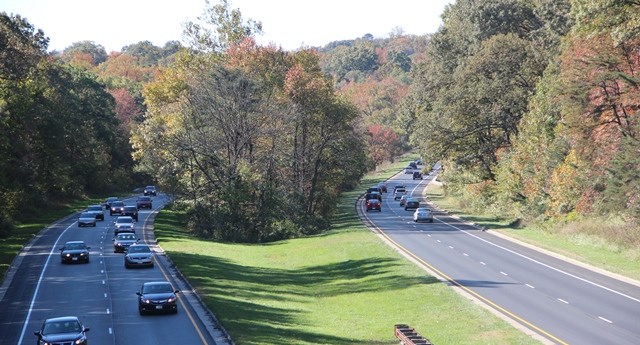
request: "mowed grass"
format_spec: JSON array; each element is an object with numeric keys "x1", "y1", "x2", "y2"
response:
[
  {"x1": 154, "y1": 157, "x2": 539, "y2": 345},
  {"x1": 426, "y1": 181, "x2": 640, "y2": 281}
]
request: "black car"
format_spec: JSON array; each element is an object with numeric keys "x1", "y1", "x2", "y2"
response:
[
  {"x1": 413, "y1": 171, "x2": 423, "y2": 180},
  {"x1": 60, "y1": 241, "x2": 90, "y2": 264},
  {"x1": 123, "y1": 205, "x2": 139, "y2": 221},
  {"x1": 144, "y1": 185, "x2": 157, "y2": 196},
  {"x1": 86, "y1": 204, "x2": 105, "y2": 221},
  {"x1": 137, "y1": 281, "x2": 179, "y2": 314},
  {"x1": 136, "y1": 196, "x2": 152, "y2": 210},
  {"x1": 34, "y1": 316, "x2": 89, "y2": 345},
  {"x1": 113, "y1": 232, "x2": 139, "y2": 253},
  {"x1": 104, "y1": 196, "x2": 119, "y2": 209},
  {"x1": 110, "y1": 200, "x2": 125, "y2": 216},
  {"x1": 125, "y1": 244, "x2": 154, "y2": 268}
]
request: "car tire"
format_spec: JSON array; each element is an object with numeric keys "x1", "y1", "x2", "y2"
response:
[
  {"x1": 93, "y1": 223, "x2": 96, "y2": 227},
  {"x1": 139, "y1": 308, "x2": 146, "y2": 315}
]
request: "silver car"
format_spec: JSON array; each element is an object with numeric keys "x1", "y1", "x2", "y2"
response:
[
  {"x1": 114, "y1": 216, "x2": 135, "y2": 234},
  {"x1": 124, "y1": 244, "x2": 154, "y2": 268},
  {"x1": 78, "y1": 212, "x2": 97, "y2": 227},
  {"x1": 413, "y1": 207, "x2": 434, "y2": 223}
]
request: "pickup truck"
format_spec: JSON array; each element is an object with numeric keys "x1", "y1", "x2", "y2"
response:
[{"x1": 394, "y1": 324, "x2": 433, "y2": 345}]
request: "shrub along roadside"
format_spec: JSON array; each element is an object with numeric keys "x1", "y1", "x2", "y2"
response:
[
  {"x1": 426, "y1": 182, "x2": 640, "y2": 281},
  {"x1": 153, "y1": 157, "x2": 538, "y2": 345}
]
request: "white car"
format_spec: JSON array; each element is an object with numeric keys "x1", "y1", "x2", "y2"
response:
[
  {"x1": 413, "y1": 208, "x2": 433, "y2": 223},
  {"x1": 78, "y1": 212, "x2": 97, "y2": 227},
  {"x1": 114, "y1": 216, "x2": 135, "y2": 234},
  {"x1": 394, "y1": 188, "x2": 407, "y2": 200}
]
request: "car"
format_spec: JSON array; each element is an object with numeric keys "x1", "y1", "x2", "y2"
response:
[
  {"x1": 404, "y1": 197, "x2": 420, "y2": 210},
  {"x1": 113, "y1": 232, "x2": 139, "y2": 253},
  {"x1": 404, "y1": 167, "x2": 413, "y2": 174},
  {"x1": 413, "y1": 171, "x2": 423, "y2": 180},
  {"x1": 104, "y1": 196, "x2": 119, "y2": 209},
  {"x1": 366, "y1": 186, "x2": 381, "y2": 194},
  {"x1": 137, "y1": 281, "x2": 179, "y2": 314},
  {"x1": 366, "y1": 199, "x2": 382, "y2": 212},
  {"x1": 377, "y1": 182, "x2": 388, "y2": 193},
  {"x1": 399, "y1": 194, "x2": 411, "y2": 206},
  {"x1": 34, "y1": 316, "x2": 89, "y2": 345},
  {"x1": 393, "y1": 184, "x2": 406, "y2": 193},
  {"x1": 366, "y1": 191, "x2": 382, "y2": 202},
  {"x1": 409, "y1": 161, "x2": 418, "y2": 169},
  {"x1": 394, "y1": 188, "x2": 407, "y2": 200},
  {"x1": 59, "y1": 241, "x2": 90, "y2": 264},
  {"x1": 136, "y1": 196, "x2": 152, "y2": 210},
  {"x1": 110, "y1": 200, "x2": 125, "y2": 216},
  {"x1": 144, "y1": 185, "x2": 157, "y2": 196},
  {"x1": 77, "y1": 212, "x2": 97, "y2": 227},
  {"x1": 413, "y1": 207, "x2": 434, "y2": 223},
  {"x1": 86, "y1": 204, "x2": 104, "y2": 221},
  {"x1": 123, "y1": 205, "x2": 139, "y2": 221},
  {"x1": 125, "y1": 243, "x2": 154, "y2": 268},
  {"x1": 114, "y1": 216, "x2": 135, "y2": 234}
]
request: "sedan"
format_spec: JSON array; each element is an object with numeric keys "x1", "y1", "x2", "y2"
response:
[
  {"x1": 136, "y1": 196, "x2": 153, "y2": 210},
  {"x1": 34, "y1": 316, "x2": 89, "y2": 345},
  {"x1": 86, "y1": 204, "x2": 104, "y2": 221},
  {"x1": 144, "y1": 185, "x2": 157, "y2": 196},
  {"x1": 77, "y1": 212, "x2": 97, "y2": 227},
  {"x1": 125, "y1": 244, "x2": 154, "y2": 268},
  {"x1": 137, "y1": 281, "x2": 179, "y2": 314},
  {"x1": 110, "y1": 200, "x2": 125, "y2": 216},
  {"x1": 404, "y1": 197, "x2": 420, "y2": 210},
  {"x1": 60, "y1": 241, "x2": 90, "y2": 264},
  {"x1": 399, "y1": 194, "x2": 411, "y2": 207},
  {"x1": 113, "y1": 232, "x2": 139, "y2": 253},
  {"x1": 413, "y1": 208, "x2": 434, "y2": 223},
  {"x1": 114, "y1": 216, "x2": 135, "y2": 235},
  {"x1": 104, "y1": 196, "x2": 119, "y2": 209},
  {"x1": 366, "y1": 199, "x2": 382, "y2": 212}
]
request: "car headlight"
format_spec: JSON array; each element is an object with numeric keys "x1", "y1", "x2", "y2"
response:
[
  {"x1": 65, "y1": 254, "x2": 71, "y2": 257},
  {"x1": 142, "y1": 298, "x2": 152, "y2": 304},
  {"x1": 80, "y1": 253, "x2": 87, "y2": 256},
  {"x1": 75, "y1": 335, "x2": 86, "y2": 344},
  {"x1": 167, "y1": 296, "x2": 176, "y2": 302}
]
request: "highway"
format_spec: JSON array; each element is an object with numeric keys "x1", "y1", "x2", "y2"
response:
[
  {"x1": 0, "y1": 194, "x2": 228, "y2": 345},
  {"x1": 361, "y1": 168, "x2": 640, "y2": 344}
]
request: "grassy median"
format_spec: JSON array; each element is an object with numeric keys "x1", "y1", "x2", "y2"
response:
[{"x1": 153, "y1": 158, "x2": 538, "y2": 345}]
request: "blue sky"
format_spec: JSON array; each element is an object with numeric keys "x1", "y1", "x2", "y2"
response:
[{"x1": 1, "y1": 0, "x2": 454, "y2": 52}]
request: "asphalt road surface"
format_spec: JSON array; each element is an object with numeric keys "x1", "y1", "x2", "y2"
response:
[
  {"x1": 361, "y1": 167, "x2": 640, "y2": 344},
  {"x1": 0, "y1": 193, "x2": 229, "y2": 345}
]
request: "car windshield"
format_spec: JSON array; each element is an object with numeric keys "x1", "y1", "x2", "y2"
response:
[
  {"x1": 117, "y1": 218, "x2": 133, "y2": 224},
  {"x1": 124, "y1": 206, "x2": 136, "y2": 211},
  {"x1": 43, "y1": 320, "x2": 81, "y2": 334},
  {"x1": 128, "y1": 245, "x2": 151, "y2": 253},
  {"x1": 87, "y1": 206, "x2": 101, "y2": 211},
  {"x1": 138, "y1": 197, "x2": 150, "y2": 201},
  {"x1": 65, "y1": 243, "x2": 85, "y2": 250},
  {"x1": 144, "y1": 283, "x2": 172, "y2": 294},
  {"x1": 79, "y1": 212, "x2": 93, "y2": 218},
  {"x1": 107, "y1": 197, "x2": 118, "y2": 202},
  {"x1": 118, "y1": 234, "x2": 136, "y2": 240}
]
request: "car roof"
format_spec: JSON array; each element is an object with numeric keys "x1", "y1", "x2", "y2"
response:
[
  {"x1": 116, "y1": 216, "x2": 133, "y2": 221},
  {"x1": 88, "y1": 204, "x2": 102, "y2": 208},
  {"x1": 65, "y1": 241, "x2": 85, "y2": 245},
  {"x1": 45, "y1": 316, "x2": 80, "y2": 323},
  {"x1": 107, "y1": 196, "x2": 118, "y2": 200},
  {"x1": 143, "y1": 281, "x2": 172, "y2": 287},
  {"x1": 124, "y1": 205, "x2": 137, "y2": 209}
]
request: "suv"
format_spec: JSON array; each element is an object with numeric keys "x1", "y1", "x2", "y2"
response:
[
  {"x1": 366, "y1": 199, "x2": 381, "y2": 212},
  {"x1": 114, "y1": 216, "x2": 135, "y2": 235},
  {"x1": 144, "y1": 185, "x2": 157, "y2": 196},
  {"x1": 110, "y1": 201, "x2": 125, "y2": 216},
  {"x1": 394, "y1": 188, "x2": 407, "y2": 200},
  {"x1": 136, "y1": 196, "x2": 152, "y2": 210},
  {"x1": 413, "y1": 171, "x2": 423, "y2": 180},
  {"x1": 123, "y1": 205, "x2": 139, "y2": 221}
]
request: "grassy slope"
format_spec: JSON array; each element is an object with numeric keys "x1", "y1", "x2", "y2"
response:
[
  {"x1": 154, "y1": 158, "x2": 538, "y2": 345},
  {"x1": 426, "y1": 182, "x2": 640, "y2": 281}
]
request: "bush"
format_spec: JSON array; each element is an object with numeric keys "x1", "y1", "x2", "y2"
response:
[{"x1": 0, "y1": 215, "x2": 15, "y2": 238}]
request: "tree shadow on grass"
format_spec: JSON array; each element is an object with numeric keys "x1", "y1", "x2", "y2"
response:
[{"x1": 168, "y1": 253, "x2": 440, "y2": 344}]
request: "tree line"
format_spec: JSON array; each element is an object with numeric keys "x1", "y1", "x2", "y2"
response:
[{"x1": 404, "y1": 0, "x2": 640, "y2": 241}]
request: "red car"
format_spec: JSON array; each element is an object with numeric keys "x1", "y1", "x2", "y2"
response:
[
  {"x1": 366, "y1": 199, "x2": 381, "y2": 212},
  {"x1": 136, "y1": 196, "x2": 153, "y2": 210}
]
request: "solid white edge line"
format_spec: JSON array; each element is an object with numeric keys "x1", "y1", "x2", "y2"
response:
[
  {"x1": 598, "y1": 316, "x2": 612, "y2": 323},
  {"x1": 440, "y1": 218, "x2": 640, "y2": 303},
  {"x1": 17, "y1": 222, "x2": 76, "y2": 345},
  {"x1": 558, "y1": 298, "x2": 569, "y2": 304}
]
